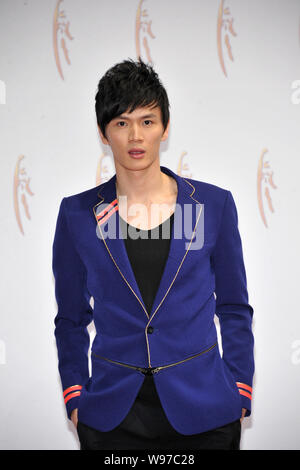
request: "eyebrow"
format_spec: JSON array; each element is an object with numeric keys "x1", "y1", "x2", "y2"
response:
[{"x1": 115, "y1": 113, "x2": 158, "y2": 120}]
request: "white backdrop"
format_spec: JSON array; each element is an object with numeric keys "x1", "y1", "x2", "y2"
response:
[{"x1": 1, "y1": 0, "x2": 300, "y2": 450}]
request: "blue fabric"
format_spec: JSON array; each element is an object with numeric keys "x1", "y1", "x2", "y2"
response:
[
  {"x1": 77, "y1": 375, "x2": 241, "y2": 450},
  {"x1": 52, "y1": 165, "x2": 254, "y2": 435}
]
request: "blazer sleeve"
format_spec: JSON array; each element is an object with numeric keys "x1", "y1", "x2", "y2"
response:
[
  {"x1": 52, "y1": 197, "x2": 93, "y2": 419},
  {"x1": 211, "y1": 190, "x2": 255, "y2": 416}
]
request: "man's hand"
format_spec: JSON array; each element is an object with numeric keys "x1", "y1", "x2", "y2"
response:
[
  {"x1": 240, "y1": 408, "x2": 247, "y2": 423},
  {"x1": 71, "y1": 408, "x2": 78, "y2": 428}
]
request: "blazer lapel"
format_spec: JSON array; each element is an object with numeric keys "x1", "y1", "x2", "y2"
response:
[{"x1": 91, "y1": 166, "x2": 203, "y2": 322}]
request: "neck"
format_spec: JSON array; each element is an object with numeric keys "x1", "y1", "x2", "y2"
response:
[{"x1": 115, "y1": 162, "x2": 176, "y2": 205}]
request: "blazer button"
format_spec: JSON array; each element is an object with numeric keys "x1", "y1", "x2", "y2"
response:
[{"x1": 147, "y1": 326, "x2": 154, "y2": 334}]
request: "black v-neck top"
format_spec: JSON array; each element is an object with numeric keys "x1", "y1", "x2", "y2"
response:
[{"x1": 119, "y1": 212, "x2": 174, "y2": 315}]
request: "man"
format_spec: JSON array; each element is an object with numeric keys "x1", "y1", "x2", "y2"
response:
[{"x1": 52, "y1": 58, "x2": 254, "y2": 450}]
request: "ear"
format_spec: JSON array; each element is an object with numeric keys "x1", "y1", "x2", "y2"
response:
[
  {"x1": 97, "y1": 125, "x2": 110, "y2": 146},
  {"x1": 161, "y1": 119, "x2": 170, "y2": 142}
]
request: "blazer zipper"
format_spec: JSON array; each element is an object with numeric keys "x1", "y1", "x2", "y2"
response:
[{"x1": 92, "y1": 342, "x2": 217, "y2": 375}]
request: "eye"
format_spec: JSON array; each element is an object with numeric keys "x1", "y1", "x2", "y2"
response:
[
  {"x1": 117, "y1": 121, "x2": 127, "y2": 127},
  {"x1": 144, "y1": 120, "x2": 152, "y2": 126}
]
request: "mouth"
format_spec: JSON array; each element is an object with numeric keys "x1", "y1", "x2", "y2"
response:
[{"x1": 128, "y1": 149, "x2": 145, "y2": 159}]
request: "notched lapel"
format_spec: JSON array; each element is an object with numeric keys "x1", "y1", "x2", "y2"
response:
[
  {"x1": 92, "y1": 174, "x2": 149, "y2": 319},
  {"x1": 148, "y1": 173, "x2": 203, "y2": 322}
]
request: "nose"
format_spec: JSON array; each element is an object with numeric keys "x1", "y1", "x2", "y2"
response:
[{"x1": 128, "y1": 123, "x2": 143, "y2": 142}]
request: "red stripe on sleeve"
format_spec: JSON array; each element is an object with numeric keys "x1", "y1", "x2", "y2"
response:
[
  {"x1": 238, "y1": 389, "x2": 252, "y2": 400},
  {"x1": 236, "y1": 382, "x2": 252, "y2": 393},
  {"x1": 63, "y1": 385, "x2": 82, "y2": 398},
  {"x1": 64, "y1": 391, "x2": 81, "y2": 405}
]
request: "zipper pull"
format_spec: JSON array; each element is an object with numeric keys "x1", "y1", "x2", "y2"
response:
[
  {"x1": 136, "y1": 367, "x2": 149, "y2": 374},
  {"x1": 137, "y1": 367, "x2": 162, "y2": 375},
  {"x1": 149, "y1": 367, "x2": 161, "y2": 375}
]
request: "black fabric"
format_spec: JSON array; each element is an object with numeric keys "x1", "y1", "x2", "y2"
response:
[
  {"x1": 77, "y1": 212, "x2": 241, "y2": 450},
  {"x1": 119, "y1": 212, "x2": 174, "y2": 314}
]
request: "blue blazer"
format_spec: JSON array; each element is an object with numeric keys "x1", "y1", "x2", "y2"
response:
[{"x1": 52, "y1": 165, "x2": 254, "y2": 435}]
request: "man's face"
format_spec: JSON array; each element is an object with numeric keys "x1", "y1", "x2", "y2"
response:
[{"x1": 98, "y1": 105, "x2": 169, "y2": 171}]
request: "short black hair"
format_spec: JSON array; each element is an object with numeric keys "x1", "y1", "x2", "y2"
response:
[{"x1": 95, "y1": 58, "x2": 170, "y2": 138}]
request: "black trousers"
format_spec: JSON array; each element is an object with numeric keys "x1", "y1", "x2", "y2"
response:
[{"x1": 77, "y1": 375, "x2": 241, "y2": 450}]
